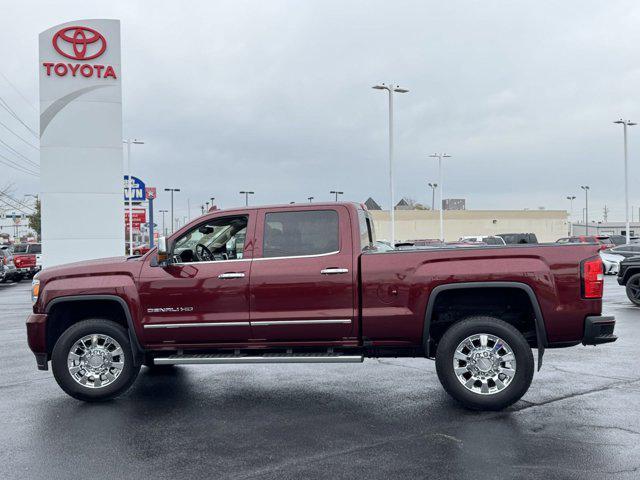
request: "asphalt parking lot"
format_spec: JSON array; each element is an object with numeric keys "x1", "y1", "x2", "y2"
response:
[{"x1": 1, "y1": 277, "x2": 639, "y2": 480}]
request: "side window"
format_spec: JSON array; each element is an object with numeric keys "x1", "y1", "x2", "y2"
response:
[
  {"x1": 173, "y1": 215, "x2": 248, "y2": 263},
  {"x1": 263, "y1": 210, "x2": 339, "y2": 258},
  {"x1": 357, "y1": 209, "x2": 373, "y2": 251}
]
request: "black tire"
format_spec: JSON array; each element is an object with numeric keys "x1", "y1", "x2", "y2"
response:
[
  {"x1": 51, "y1": 319, "x2": 140, "y2": 402},
  {"x1": 625, "y1": 273, "x2": 640, "y2": 306},
  {"x1": 435, "y1": 316, "x2": 534, "y2": 411}
]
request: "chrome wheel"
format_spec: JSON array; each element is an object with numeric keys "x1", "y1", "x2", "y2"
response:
[
  {"x1": 67, "y1": 334, "x2": 124, "y2": 389},
  {"x1": 453, "y1": 333, "x2": 516, "y2": 395}
]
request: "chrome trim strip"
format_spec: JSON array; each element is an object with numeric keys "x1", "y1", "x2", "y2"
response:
[
  {"x1": 155, "y1": 355, "x2": 364, "y2": 365},
  {"x1": 171, "y1": 258, "x2": 251, "y2": 266},
  {"x1": 253, "y1": 250, "x2": 340, "y2": 261},
  {"x1": 144, "y1": 322, "x2": 250, "y2": 329},
  {"x1": 251, "y1": 319, "x2": 352, "y2": 326}
]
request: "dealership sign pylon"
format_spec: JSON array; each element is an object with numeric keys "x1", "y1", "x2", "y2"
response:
[{"x1": 39, "y1": 19, "x2": 123, "y2": 267}]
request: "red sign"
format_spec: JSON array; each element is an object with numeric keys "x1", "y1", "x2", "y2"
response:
[
  {"x1": 52, "y1": 26, "x2": 107, "y2": 60},
  {"x1": 145, "y1": 187, "x2": 157, "y2": 200},
  {"x1": 43, "y1": 25, "x2": 117, "y2": 80},
  {"x1": 124, "y1": 209, "x2": 146, "y2": 230}
]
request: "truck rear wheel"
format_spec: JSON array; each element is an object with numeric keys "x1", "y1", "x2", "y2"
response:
[
  {"x1": 51, "y1": 319, "x2": 140, "y2": 402},
  {"x1": 435, "y1": 316, "x2": 534, "y2": 411},
  {"x1": 625, "y1": 273, "x2": 640, "y2": 306}
]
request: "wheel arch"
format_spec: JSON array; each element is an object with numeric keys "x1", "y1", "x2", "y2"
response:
[
  {"x1": 45, "y1": 295, "x2": 144, "y2": 365},
  {"x1": 423, "y1": 282, "x2": 547, "y2": 370}
]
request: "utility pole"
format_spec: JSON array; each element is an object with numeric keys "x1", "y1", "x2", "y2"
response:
[
  {"x1": 603, "y1": 205, "x2": 609, "y2": 223},
  {"x1": 581, "y1": 186, "x2": 590, "y2": 235},
  {"x1": 164, "y1": 188, "x2": 180, "y2": 233},
  {"x1": 566, "y1": 195, "x2": 576, "y2": 235},
  {"x1": 614, "y1": 119, "x2": 636, "y2": 244},
  {"x1": 430, "y1": 154, "x2": 452, "y2": 241},
  {"x1": 428, "y1": 183, "x2": 438, "y2": 211},
  {"x1": 239, "y1": 191, "x2": 254, "y2": 206},
  {"x1": 159, "y1": 209, "x2": 168, "y2": 236},
  {"x1": 372, "y1": 82, "x2": 409, "y2": 247}
]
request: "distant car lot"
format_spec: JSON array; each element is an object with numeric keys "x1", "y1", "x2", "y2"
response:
[{"x1": 1, "y1": 277, "x2": 638, "y2": 479}]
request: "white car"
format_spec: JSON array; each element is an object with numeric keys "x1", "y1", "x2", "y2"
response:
[
  {"x1": 600, "y1": 250, "x2": 624, "y2": 275},
  {"x1": 459, "y1": 235, "x2": 506, "y2": 246}
]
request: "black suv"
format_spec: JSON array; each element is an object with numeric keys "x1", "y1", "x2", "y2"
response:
[{"x1": 617, "y1": 256, "x2": 640, "y2": 305}]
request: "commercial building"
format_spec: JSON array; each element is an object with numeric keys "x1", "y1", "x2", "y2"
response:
[
  {"x1": 571, "y1": 222, "x2": 640, "y2": 237},
  {"x1": 369, "y1": 209, "x2": 568, "y2": 243}
]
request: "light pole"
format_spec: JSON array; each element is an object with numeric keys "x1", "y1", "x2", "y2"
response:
[
  {"x1": 373, "y1": 82, "x2": 409, "y2": 247},
  {"x1": 308, "y1": 196, "x2": 314, "y2": 203},
  {"x1": 330, "y1": 190, "x2": 343, "y2": 202},
  {"x1": 124, "y1": 139, "x2": 144, "y2": 255},
  {"x1": 428, "y1": 183, "x2": 438, "y2": 211},
  {"x1": 164, "y1": 188, "x2": 180, "y2": 233},
  {"x1": 210, "y1": 197, "x2": 215, "y2": 209},
  {"x1": 239, "y1": 191, "x2": 254, "y2": 206},
  {"x1": 566, "y1": 195, "x2": 576, "y2": 235},
  {"x1": 581, "y1": 186, "x2": 590, "y2": 235},
  {"x1": 614, "y1": 119, "x2": 636, "y2": 244},
  {"x1": 159, "y1": 209, "x2": 168, "y2": 236},
  {"x1": 430, "y1": 153, "x2": 452, "y2": 241}
]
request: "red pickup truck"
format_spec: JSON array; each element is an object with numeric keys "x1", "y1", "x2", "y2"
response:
[{"x1": 26, "y1": 203, "x2": 616, "y2": 410}]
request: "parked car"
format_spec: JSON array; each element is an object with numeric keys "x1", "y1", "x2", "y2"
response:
[
  {"x1": 556, "y1": 236, "x2": 613, "y2": 251},
  {"x1": 460, "y1": 236, "x2": 506, "y2": 245},
  {"x1": 132, "y1": 244, "x2": 151, "y2": 256},
  {"x1": 12, "y1": 243, "x2": 41, "y2": 279},
  {"x1": 0, "y1": 249, "x2": 19, "y2": 283},
  {"x1": 617, "y1": 256, "x2": 640, "y2": 305},
  {"x1": 600, "y1": 250, "x2": 625, "y2": 275},
  {"x1": 607, "y1": 235, "x2": 626, "y2": 246},
  {"x1": 27, "y1": 202, "x2": 616, "y2": 410},
  {"x1": 497, "y1": 233, "x2": 538, "y2": 244}
]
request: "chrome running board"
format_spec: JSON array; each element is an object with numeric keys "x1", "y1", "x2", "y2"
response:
[{"x1": 154, "y1": 353, "x2": 364, "y2": 365}]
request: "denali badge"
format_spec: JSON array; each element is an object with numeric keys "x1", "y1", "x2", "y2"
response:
[{"x1": 147, "y1": 306, "x2": 194, "y2": 313}]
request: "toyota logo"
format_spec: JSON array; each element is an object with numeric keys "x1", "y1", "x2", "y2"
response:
[{"x1": 52, "y1": 26, "x2": 107, "y2": 61}]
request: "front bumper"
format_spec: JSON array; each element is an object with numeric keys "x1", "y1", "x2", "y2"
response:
[
  {"x1": 26, "y1": 313, "x2": 48, "y2": 370},
  {"x1": 582, "y1": 315, "x2": 617, "y2": 345}
]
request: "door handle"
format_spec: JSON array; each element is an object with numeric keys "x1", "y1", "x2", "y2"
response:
[
  {"x1": 218, "y1": 272, "x2": 246, "y2": 279},
  {"x1": 320, "y1": 268, "x2": 349, "y2": 275}
]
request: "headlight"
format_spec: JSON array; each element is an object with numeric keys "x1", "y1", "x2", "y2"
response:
[{"x1": 31, "y1": 278, "x2": 40, "y2": 305}]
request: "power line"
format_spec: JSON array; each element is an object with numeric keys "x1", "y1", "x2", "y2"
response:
[
  {"x1": 0, "y1": 136, "x2": 39, "y2": 168},
  {"x1": 0, "y1": 192, "x2": 35, "y2": 213},
  {"x1": 0, "y1": 96, "x2": 37, "y2": 138},
  {"x1": 0, "y1": 71, "x2": 37, "y2": 113},
  {"x1": 0, "y1": 150, "x2": 39, "y2": 176},
  {"x1": 0, "y1": 118, "x2": 39, "y2": 150},
  {"x1": 0, "y1": 196, "x2": 34, "y2": 216}
]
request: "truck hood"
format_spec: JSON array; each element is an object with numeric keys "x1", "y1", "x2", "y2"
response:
[{"x1": 37, "y1": 256, "x2": 138, "y2": 282}]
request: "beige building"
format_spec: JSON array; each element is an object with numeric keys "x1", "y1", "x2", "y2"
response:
[{"x1": 369, "y1": 209, "x2": 569, "y2": 243}]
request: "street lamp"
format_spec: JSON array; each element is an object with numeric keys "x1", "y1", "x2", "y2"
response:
[
  {"x1": 427, "y1": 183, "x2": 438, "y2": 211},
  {"x1": 373, "y1": 82, "x2": 409, "y2": 247},
  {"x1": 581, "y1": 186, "x2": 590, "y2": 235},
  {"x1": 239, "y1": 191, "x2": 254, "y2": 206},
  {"x1": 164, "y1": 188, "x2": 180, "y2": 233},
  {"x1": 124, "y1": 139, "x2": 144, "y2": 255},
  {"x1": 308, "y1": 196, "x2": 314, "y2": 203},
  {"x1": 210, "y1": 197, "x2": 215, "y2": 209},
  {"x1": 159, "y1": 209, "x2": 168, "y2": 236},
  {"x1": 614, "y1": 119, "x2": 637, "y2": 244},
  {"x1": 429, "y1": 153, "x2": 452, "y2": 241},
  {"x1": 330, "y1": 190, "x2": 343, "y2": 202},
  {"x1": 566, "y1": 195, "x2": 576, "y2": 235}
]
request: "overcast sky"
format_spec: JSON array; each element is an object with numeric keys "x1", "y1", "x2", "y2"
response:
[{"x1": 2, "y1": 0, "x2": 640, "y2": 222}]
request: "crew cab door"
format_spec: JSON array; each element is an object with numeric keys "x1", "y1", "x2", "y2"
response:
[
  {"x1": 138, "y1": 212, "x2": 255, "y2": 346},
  {"x1": 249, "y1": 206, "x2": 356, "y2": 342}
]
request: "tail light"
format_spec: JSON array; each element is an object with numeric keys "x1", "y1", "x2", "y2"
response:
[{"x1": 582, "y1": 256, "x2": 604, "y2": 298}]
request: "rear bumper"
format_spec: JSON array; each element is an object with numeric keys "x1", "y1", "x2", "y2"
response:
[
  {"x1": 26, "y1": 313, "x2": 48, "y2": 370},
  {"x1": 582, "y1": 315, "x2": 617, "y2": 345}
]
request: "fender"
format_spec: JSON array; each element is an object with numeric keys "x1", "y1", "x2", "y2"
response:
[
  {"x1": 422, "y1": 281, "x2": 548, "y2": 370},
  {"x1": 45, "y1": 294, "x2": 145, "y2": 365}
]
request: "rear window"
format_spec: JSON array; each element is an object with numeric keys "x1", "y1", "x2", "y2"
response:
[
  {"x1": 263, "y1": 210, "x2": 339, "y2": 258},
  {"x1": 482, "y1": 236, "x2": 504, "y2": 245},
  {"x1": 12, "y1": 244, "x2": 27, "y2": 253}
]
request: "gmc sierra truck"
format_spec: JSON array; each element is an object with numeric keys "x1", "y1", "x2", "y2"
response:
[{"x1": 27, "y1": 203, "x2": 617, "y2": 410}]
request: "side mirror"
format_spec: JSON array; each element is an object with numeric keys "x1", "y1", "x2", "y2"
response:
[{"x1": 156, "y1": 236, "x2": 169, "y2": 265}]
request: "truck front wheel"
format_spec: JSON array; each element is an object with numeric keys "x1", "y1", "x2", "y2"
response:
[
  {"x1": 435, "y1": 316, "x2": 534, "y2": 411},
  {"x1": 51, "y1": 319, "x2": 140, "y2": 402}
]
